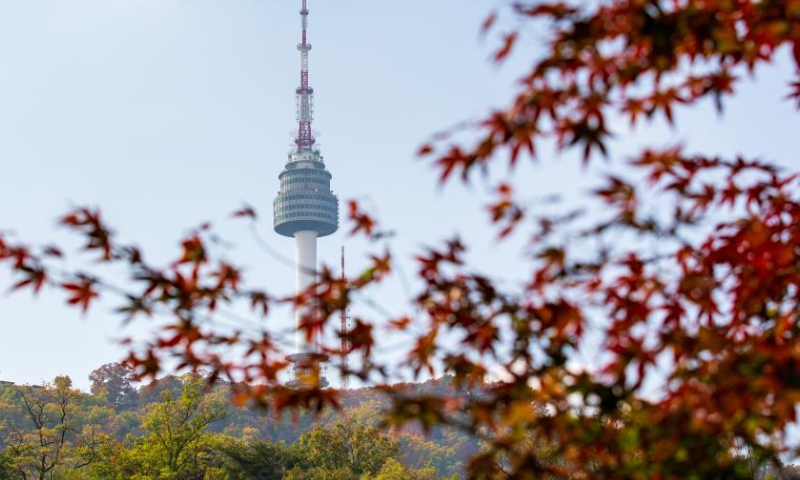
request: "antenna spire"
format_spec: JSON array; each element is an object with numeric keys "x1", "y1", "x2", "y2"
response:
[{"x1": 296, "y1": 0, "x2": 315, "y2": 150}]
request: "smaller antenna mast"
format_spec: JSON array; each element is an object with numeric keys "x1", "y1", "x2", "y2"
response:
[{"x1": 341, "y1": 246, "x2": 350, "y2": 389}]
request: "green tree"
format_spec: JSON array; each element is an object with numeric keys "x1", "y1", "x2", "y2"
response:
[
  {"x1": 399, "y1": 433, "x2": 465, "y2": 479},
  {"x1": 137, "y1": 376, "x2": 184, "y2": 409},
  {"x1": 306, "y1": 424, "x2": 396, "y2": 476},
  {"x1": 132, "y1": 376, "x2": 226, "y2": 479},
  {"x1": 216, "y1": 436, "x2": 296, "y2": 480},
  {"x1": 362, "y1": 457, "x2": 444, "y2": 480},
  {"x1": 0, "y1": 450, "x2": 17, "y2": 480}
]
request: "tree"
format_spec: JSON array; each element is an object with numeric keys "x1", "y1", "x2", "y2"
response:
[
  {"x1": 361, "y1": 458, "x2": 443, "y2": 480},
  {"x1": 132, "y1": 376, "x2": 226, "y2": 479},
  {"x1": 216, "y1": 437, "x2": 296, "y2": 480},
  {"x1": 89, "y1": 363, "x2": 138, "y2": 411},
  {"x1": 0, "y1": 377, "x2": 104, "y2": 480},
  {"x1": 0, "y1": 451, "x2": 17, "y2": 480},
  {"x1": 2, "y1": 1, "x2": 800, "y2": 479},
  {"x1": 399, "y1": 432, "x2": 467, "y2": 479},
  {"x1": 289, "y1": 423, "x2": 398, "y2": 480},
  {"x1": 137, "y1": 375, "x2": 185, "y2": 409}
]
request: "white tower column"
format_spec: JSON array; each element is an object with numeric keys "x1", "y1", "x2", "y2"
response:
[{"x1": 294, "y1": 230, "x2": 318, "y2": 354}]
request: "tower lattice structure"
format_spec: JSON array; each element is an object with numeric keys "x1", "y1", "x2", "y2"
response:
[
  {"x1": 341, "y1": 247, "x2": 350, "y2": 390},
  {"x1": 273, "y1": 0, "x2": 339, "y2": 388}
]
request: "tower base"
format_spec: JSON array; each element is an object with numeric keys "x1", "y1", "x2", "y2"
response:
[{"x1": 286, "y1": 352, "x2": 329, "y2": 388}]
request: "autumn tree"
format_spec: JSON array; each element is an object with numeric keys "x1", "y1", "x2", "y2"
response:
[
  {"x1": 2, "y1": 1, "x2": 800, "y2": 480},
  {"x1": 89, "y1": 363, "x2": 138, "y2": 411}
]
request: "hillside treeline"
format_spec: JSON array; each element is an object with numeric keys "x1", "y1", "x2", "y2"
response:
[{"x1": 0, "y1": 364, "x2": 471, "y2": 480}]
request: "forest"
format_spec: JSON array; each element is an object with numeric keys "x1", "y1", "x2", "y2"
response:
[{"x1": 0, "y1": 365, "x2": 469, "y2": 480}]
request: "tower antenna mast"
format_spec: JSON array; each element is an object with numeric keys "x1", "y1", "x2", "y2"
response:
[{"x1": 296, "y1": 0, "x2": 315, "y2": 150}]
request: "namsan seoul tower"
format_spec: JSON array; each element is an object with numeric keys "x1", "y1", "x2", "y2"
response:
[{"x1": 273, "y1": 0, "x2": 339, "y2": 388}]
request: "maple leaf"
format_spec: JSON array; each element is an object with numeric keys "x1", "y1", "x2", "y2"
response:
[
  {"x1": 232, "y1": 205, "x2": 257, "y2": 219},
  {"x1": 213, "y1": 262, "x2": 241, "y2": 291},
  {"x1": 348, "y1": 200, "x2": 377, "y2": 237},
  {"x1": 649, "y1": 88, "x2": 684, "y2": 124},
  {"x1": 559, "y1": 118, "x2": 610, "y2": 162},
  {"x1": 594, "y1": 176, "x2": 636, "y2": 207},
  {"x1": 365, "y1": 252, "x2": 392, "y2": 281},
  {"x1": 12, "y1": 267, "x2": 47, "y2": 294},
  {"x1": 481, "y1": 11, "x2": 497, "y2": 37},
  {"x1": 389, "y1": 316, "x2": 412, "y2": 331},
  {"x1": 487, "y1": 183, "x2": 525, "y2": 238},
  {"x1": 417, "y1": 144, "x2": 434, "y2": 156},
  {"x1": 245, "y1": 291, "x2": 269, "y2": 316},
  {"x1": 60, "y1": 207, "x2": 114, "y2": 260},
  {"x1": 435, "y1": 146, "x2": 474, "y2": 182},
  {"x1": 517, "y1": 2, "x2": 579, "y2": 19},
  {"x1": 622, "y1": 98, "x2": 647, "y2": 126},
  {"x1": 117, "y1": 296, "x2": 153, "y2": 321},
  {"x1": 62, "y1": 277, "x2": 100, "y2": 313},
  {"x1": 177, "y1": 236, "x2": 206, "y2": 265},
  {"x1": 493, "y1": 32, "x2": 518, "y2": 63},
  {"x1": 347, "y1": 319, "x2": 374, "y2": 356}
]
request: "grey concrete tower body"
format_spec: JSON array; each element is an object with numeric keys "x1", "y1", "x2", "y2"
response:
[
  {"x1": 274, "y1": 150, "x2": 338, "y2": 239},
  {"x1": 274, "y1": 0, "x2": 338, "y2": 388}
]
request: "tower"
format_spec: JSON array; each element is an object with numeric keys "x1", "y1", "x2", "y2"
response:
[{"x1": 273, "y1": 0, "x2": 339, "y2": 388}]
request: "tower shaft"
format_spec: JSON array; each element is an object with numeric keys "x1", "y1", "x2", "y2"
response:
[
  {"x1": 294, "y1": 230, "x2": 318, "y2": 355},
  {"x1": 286, "y1": 229, "x2": 326, "y2": 388}
]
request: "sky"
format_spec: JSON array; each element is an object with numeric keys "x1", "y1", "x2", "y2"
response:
[{"x1": 0, "y1": 0, "x2": 798, "y2": 390}]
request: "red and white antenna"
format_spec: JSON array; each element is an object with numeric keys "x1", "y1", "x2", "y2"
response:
[
  {"x1": 341, "y1": 246, "x2": 350, "y2": 389},
  {"x1": 296, "y1": 0, "x2": 315, "y2": 150}
]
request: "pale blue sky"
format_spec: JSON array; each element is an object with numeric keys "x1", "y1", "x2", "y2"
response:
[{"x1": 0, "y1": 0, "x2": 797, "y2": 389}]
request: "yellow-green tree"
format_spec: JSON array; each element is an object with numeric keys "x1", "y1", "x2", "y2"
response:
[
  {"x1": 124, "y1": 377, "x2": 226, "y2": 480},
  {"x1": 361, "y1": 458, "x2": 445, "y2": 480},
  {"x1": 284, "y1": 424, "x2": 397, "y2": 480},
  {"x1": 0, "y1": 377, "x2": 105, "y2": 480}
]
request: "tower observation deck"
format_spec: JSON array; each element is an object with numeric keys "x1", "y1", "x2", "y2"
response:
[
  {"x1": 274, "y1": 149, "x2": 338, "y2": 239},
  {"x1": 273, "y1": 0, "x2": 339, "y2": 388}
]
